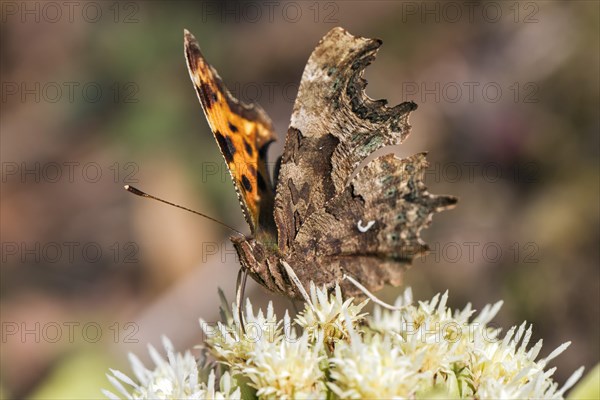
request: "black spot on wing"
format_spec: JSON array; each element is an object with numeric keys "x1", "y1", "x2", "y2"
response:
[
  {"x1": 241, "y1": 175, "x2": 253, "y2": 192},
  {"x1": 244, "y1": 140, "x2": 254, "y2": 156},
  {"x1": 215, "y1": 131, "x2": 235, "y2": 163},
  {"x1": 228, "y1": 122, "x2": 239, "y2": 132},
  {"x1": 197, "y1": 81, "x2": 217, "y2": 109}
]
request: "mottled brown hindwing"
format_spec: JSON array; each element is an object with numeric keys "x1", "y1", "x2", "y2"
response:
[
  {"x1": 274, "y1": 27, "x2": 420, "y2": 250},
  {"x1": 274, "y1": 27, "x2": 457, "y2": 295},
  {"x1": 294, "y1": 153, "x2": 456, "y2": 257}
]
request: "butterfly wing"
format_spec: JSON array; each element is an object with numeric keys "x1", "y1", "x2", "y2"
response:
[
  {"x1": 290, "y1": 153, "x2": 456, "y2": 296},
  {"x1": 274, "y1": 27, "x2": 421, "y2": 250},
  {"x1": 273, "y1": 27, "x2": 456, "y2": 293},
  {"x1": 184, "y1": 30, "x2": 277, "y2": 235}
]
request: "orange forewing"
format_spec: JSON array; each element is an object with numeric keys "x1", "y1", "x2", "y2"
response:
[{"x1": 184, "y1": 30, "x2": 277, "y2": 234}]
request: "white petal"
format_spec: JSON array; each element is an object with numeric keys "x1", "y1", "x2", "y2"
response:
[
  {"x1": 101, "y1": 389, "x2": 121, "y2": 400},
  {"x1": 109, "y1": 368, "x2": 137, "y2": 387},
  {"x1": 147, "y1": 343, "x2": 164, "y2": 367},
  {"x1": 542, "y1": 341, "x2": 571, "y2": 365},
  {"x1": 106, "y1": 374, "x2": 132, "y2": 399},
  {"x1": 557, "y1": 366, "x2": 584, "y2": 397},
  {"x1": 128, "y1": 353, "x2": 150, "y2": 384}
]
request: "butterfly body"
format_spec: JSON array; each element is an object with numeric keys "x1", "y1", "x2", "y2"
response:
[{"x1": 184, "y1": 28, "x2": 456, "y2": 300}]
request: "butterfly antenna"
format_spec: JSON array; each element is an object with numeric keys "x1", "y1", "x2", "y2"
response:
[{"x1": 124, "y1": 185, "x2": 245, "y2": 236}]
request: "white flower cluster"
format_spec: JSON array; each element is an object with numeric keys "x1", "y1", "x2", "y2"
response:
[
  {"x1": 105, "y1": 285, "x2": 583, "y2": 399},
  {"x1": 103, "y1": 336, "x2": 240, "y2": 400}
]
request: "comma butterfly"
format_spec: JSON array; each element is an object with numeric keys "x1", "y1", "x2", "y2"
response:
[{"x1": 183, "y1": 27, "x2": 456, "y2": 301}]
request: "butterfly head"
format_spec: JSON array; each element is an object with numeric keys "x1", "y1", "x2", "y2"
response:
[{"x1": 230, "y1": 231, "x2": 279, "y2": 256}]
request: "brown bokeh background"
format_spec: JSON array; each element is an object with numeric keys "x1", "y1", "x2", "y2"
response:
[{"x1": 1, "y1": 1, "x2": 598, "y2": 398}]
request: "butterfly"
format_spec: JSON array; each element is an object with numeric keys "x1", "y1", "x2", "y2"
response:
[{"x1": 183, "y1": 27, "x2": 456, "y2": 304}]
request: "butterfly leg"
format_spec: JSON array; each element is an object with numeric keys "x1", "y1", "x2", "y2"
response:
[
  {"x1": 235, "y1": 268, "x2": 248, "y2": 334},
  {"x1": 280, "y1": 260, "x2": 314, "y2": 311},
  {"x1": 343, "y1": 274, "x2": 407, "y2": 311}
]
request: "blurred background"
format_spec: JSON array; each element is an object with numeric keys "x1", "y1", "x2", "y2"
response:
[{"x1": 1, "y1": 1, "x2": 598, "y2": 398}]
